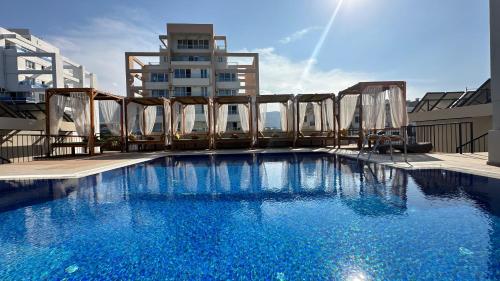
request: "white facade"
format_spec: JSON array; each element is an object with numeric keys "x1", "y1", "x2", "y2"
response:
[
  {"x1": 0, "y1": 27, "x2": 97, "y2": 103},
  {"x1": 489, "y1": 0, "x2": 500, "y2": 165},
  {"x1": 126, "y1": 23, "x2": 259, "y2": 132}
]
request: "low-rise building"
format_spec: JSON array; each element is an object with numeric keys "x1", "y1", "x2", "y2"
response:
[
  {"x1": 125, "y1": 23, "x2": 259, "y2": 132},
  {"x1": 0, "y1": 27, "x2": 97, "y2": 103}
]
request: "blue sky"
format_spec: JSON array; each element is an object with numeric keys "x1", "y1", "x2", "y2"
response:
[{"x1": 0, "y1": 0, "x2": 491, "y2": 99}]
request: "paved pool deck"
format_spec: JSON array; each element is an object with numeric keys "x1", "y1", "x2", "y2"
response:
[{"x1": 0, "y1": 148, "x2": 499, "y2": 180}]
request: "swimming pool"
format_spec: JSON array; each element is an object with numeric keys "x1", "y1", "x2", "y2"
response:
[{"x1": 0, "y1": 153, "x2": 499, "y2": 280}]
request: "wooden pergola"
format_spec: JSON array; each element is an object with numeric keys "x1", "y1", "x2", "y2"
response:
[
  {"x1": 170, "y1": 96, "x2": 211, "y2": 150},
  {"x1": 255, "y1": 94, "x2": 295, "y2": 148},
  {"x1": 45, "y1": 88, "x2": 124, "y2": 156},
  {"x1": 337, "y1": 81, "x2": 406, "y2": 148},
  {"x1": 213, "y1": 95, "x2": 253, "y2": 149},
  {"x1": 124, "y1": 97, "x2": 170, "y2": 151},
  {"x1": 295, "y1": 93, "x2": 336, "y2": 147}
]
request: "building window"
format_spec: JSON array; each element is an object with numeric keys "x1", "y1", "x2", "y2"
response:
[
  {"x1": 201, "y1": 87, "x2": 208, "y2": 96},
  {"x1": 218, "y1": 89, "x2": 237, "y2": 96},
  {"x1": 174, "y1": 69, "x2": 191, "y2": 78},
  {"x1": 174, "y1": 87, "x2": 192, "y2": 96},
  {"x1": 195, "y1": 105, "x2": 205, "y2": 114},
  {"x1": 230, "y1": 122, "x2": 238, "y2": 131},
  {"x1": 25, "y1": 60, "x2": 35, "y2": 70},
  {"x1": 217, "y1": 73, "x2": 236, "y2": 82},
  {"x1": 217, "y1": 57, "x2": 224, "y2": 63},
  {"x1": 177, "y1": 39, "x2": 210, "y2": 49},
  {"x1": 200, "y1": 69, "x2": 208, "y2": 78},
  {"x1": 151, "y1": 90, "x2": 167, "y2": 97},
  {"x1": 228, "y1": 105, "x2": 238, "y2": 115},
  {"x1": 151, "y1": 73, "x2": 168, "y2": 82}
]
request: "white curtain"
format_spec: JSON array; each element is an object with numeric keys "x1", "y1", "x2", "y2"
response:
[
  {"x1": 280, "y1": 102, "x2": 288, "y2": 131},
  {"x1": 49, "y1": 95, "x2": 67, "y2": 135},
  {"x1": 238, "y1": 104, "x2": 249, "y2": 132},
  {"x1": 298, "y1": 103, "x2": 307, "y2": 131},
  {"x1": 258, "y1": 103, "x2": 267, "y2": 131},
  {"x1": 203, "y1": 104, "x2": 209, "y2": 132},
  {"x1": 388, "y1": 86, "x2": 408, "y2": 128},
  {"x1": 323, "y1": 99, "x2": 335, "y2": 131},
  {"x1": 313, "y1": 103, "x2": 322, "y2": 131},
  {"x1": 172, "y1": 103, "x2": 180, "y2": 132},
  {"x1": 340, "y1": 94, "x2": 359, "y2": 130},
  {"x1": 127, "y1": 103, "x2": 140, "y2": 134},
  {"x1": 69, "y1": 92, "x2": 90, "y2": 136},
  {"x1": 184, "y1": 105, "x2": 196, "y2": 134},
  {"x1": 164, "y1": 104, "x2": 171, "y2": 144},
  {"x1": 99, "y1": 100, "x2": 121, "y2": 136},
  {"x1": 139, "y1": 106, "x2": 157, "y2": 135},
  {"x1": 287, "y1": 101, "x2": 294, "y2": 132},
  {"x1": 362, "y1": 86, "x2": 386, "y2": 129},
  {"x1": 216, "y1": 104, "x2": 228, "y2": 134}
]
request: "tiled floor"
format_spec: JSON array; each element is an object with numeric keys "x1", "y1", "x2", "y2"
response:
[{"x1": 0, "y1": 148, "x2": 499, "y2": 180}]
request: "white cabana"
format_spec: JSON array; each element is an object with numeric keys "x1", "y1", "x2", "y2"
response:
[
  {"x1": 213, "y1": 96, "x2": 253, "y2": 149},
  {"x1": 255, "y1": 95, "x2": 295, "y2": 148},
  {"x1": 125, "y1": 97, "x2": 169, "y2": 152},
  {"x1": 170, "y1": 96, "x2": 211, "y2": 150},
  {"x1": 337, "y1": 81, "x2": 408, "y2": 148},
  {"x1": 294, "y1": 93, "x2": 336, "y2": 147},
  {"x1": 45, "y1": 88, "x2": 124, "y2": 156}
]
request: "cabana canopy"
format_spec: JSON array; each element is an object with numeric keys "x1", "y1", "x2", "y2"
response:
[
  {"x1": 255, "y1": 94, "x2": 295, "y2": 147},
  {"x1": 213, "y1": 95, "x2": 253, "y2": 149},
  {"x1": 125, "y1": 97, "x2": 170, "y2": 151},
  {"x1": 294, "y1": 93, "x2": 336, "y2": 147},
  {"x1": 170, "y1": 96, "x2": 211, "y2": 133},
  {"x1": 170, "y1": 96, "x2": 212, "y2": 150},
  {"x1": 337, "y1": 81, "x2": 407, "y2": 148},
  {"x1": 45, "y1": 88, "x2": 124, "y2": 156}
]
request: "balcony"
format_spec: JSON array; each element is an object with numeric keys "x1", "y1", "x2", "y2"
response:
[
  {"x1": 144, "y1": 82, "x2": 169, "y2": 90},
  {"x1": 172, "y1": 78, "x2": 209, "y2": 87}
]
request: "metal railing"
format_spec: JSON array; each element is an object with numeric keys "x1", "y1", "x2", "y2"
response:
[
  {"x1": 0, "y1": 132, "x2": 124, "y2": 164},
  {"x1": 403, "y1": 122, "x2": 474, "y2": 153},
  {"x1": 456, "y1": 132, "x2": 488, "y2": 153},
  {"x1": 0, "y1": 131, "x2": 47, "y2": 164}
]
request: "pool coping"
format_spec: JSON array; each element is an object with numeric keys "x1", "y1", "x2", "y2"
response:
[{"x1": 0, "y1": 148, "x2": 499, "y2": 180}]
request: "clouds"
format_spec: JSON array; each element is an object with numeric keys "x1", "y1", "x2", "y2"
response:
[
  {"x1": 46, "y1": 17, "x2": 425, "y2": 99},
  {"x1": 279, "y1": 26, "x2": 322, "y2": 44},
  {"x1": 244, "y1": 47, "x2": 373, "y2": 94},
  {"x1": 47, "y1": 16, "x2": 160, "y2": 95}
]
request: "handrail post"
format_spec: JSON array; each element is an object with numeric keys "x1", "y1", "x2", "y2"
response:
[
  {"x1": 470, "y1": 122, "x2": 474, "y2": 154},
  {"x1": 458, "y1": 124, "x2": 463, "y2": 154}
]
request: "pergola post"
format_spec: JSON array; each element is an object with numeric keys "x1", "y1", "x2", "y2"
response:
[
  {"x1": 337, "y1": 94, "x2": 342, "y2": 148},
  {"x1": 119, "y1": 99, "x2": 125, "y2": 152},
  {"x1": 124, "y1": 100, "x2": 130, "y2": 152},
  {"x1": 88, "y1": 89, "x2": 96, "y2": 156},
  {"x1": 165, "y1": 101, "x2": 169, "y2": 147},
  {"x1": 358, "y1": 90, "x2": 363, "y2": 149},
  {"x1": 45, "y1": 90, "x2": 53, "y2": 157},
  {"x1": 213, "y1": 103, "x2": 218, "y2": 149},
  {"x1": 293, "y1": 97, "x2": 300, "y2": 147},
  {"x1": 248, "y1": 101, "x2": 253, "y2": 148},
  {"x1": 208, "y1": 99, "x2": 213, "y2": 149},
  {"x1": 332, "y1": 95, "x2": 336, "y2": 147},
  {"x1": 170, "y1": 101, "x2": 175, "y2": 149}
]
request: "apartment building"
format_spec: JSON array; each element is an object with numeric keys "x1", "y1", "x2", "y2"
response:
[
  {"x1": 125, "y1": 23, "x2": 259, "y2": 132},
  {"x1": 0, "y1": 27, "x2": 97, "y2": 103}
]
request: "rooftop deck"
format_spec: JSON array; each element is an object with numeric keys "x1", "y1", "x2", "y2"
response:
[{"x1": 0, "y1": 149, "x2": 498, "y2": 180}]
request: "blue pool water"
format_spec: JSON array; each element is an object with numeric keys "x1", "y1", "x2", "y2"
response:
[{"x1": 0, "y1": 153, "x2": 499, "y2": 280}]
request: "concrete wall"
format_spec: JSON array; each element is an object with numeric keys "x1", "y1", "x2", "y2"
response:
[
  {"x1": 489, "y1": 0, "x2": 500, "y2": 165},
  {"x1": 408, "y1": 104, "x2": 492, "y2": 152}
]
